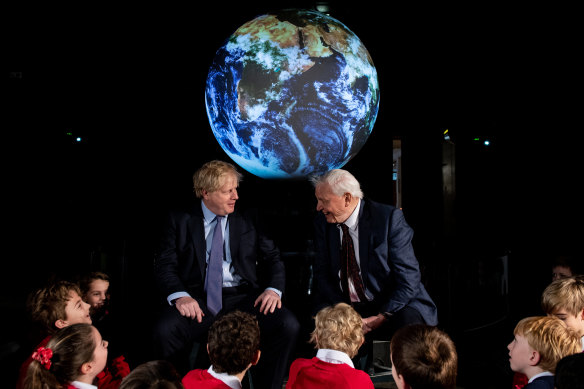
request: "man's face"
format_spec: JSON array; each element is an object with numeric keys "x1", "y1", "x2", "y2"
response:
[
  {"x1": 507, "y1": 334, "x2": 534, "y2": 374},
  {"x1": 550, "y1": 308, "x2": 584, "y2": 337},
  {"x1": 315, "y1": 183, "x2": 351, "y2": 224},
  {"x1": 203, "y1": 174, "x2": 239, "y2": 216}
]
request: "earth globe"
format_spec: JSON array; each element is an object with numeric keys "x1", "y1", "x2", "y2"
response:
[{"x1": 205, "y1": 9, "x2": 380, "y2": 179}]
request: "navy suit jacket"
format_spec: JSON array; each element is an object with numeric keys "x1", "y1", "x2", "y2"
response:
[
  {"x1": 313, "y1": 198, "x2": 438, "y2": 325},
  {"x1": 154, "y1": 203, "x2": 285, "y2": 304},
  {"x1": 524, "y1": 375, "x2": 554, "y2": 389}
]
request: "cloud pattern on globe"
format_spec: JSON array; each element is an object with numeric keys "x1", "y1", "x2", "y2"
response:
[{"x1": 205, "y1": 9, "x2": 380, "y2": 179}]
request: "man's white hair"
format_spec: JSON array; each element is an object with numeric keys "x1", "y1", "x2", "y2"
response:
[{"x1": 310, "y1": 169, "x2": 364, "y2": 199}]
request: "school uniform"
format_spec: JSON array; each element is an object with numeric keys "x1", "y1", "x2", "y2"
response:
[
  {"x1": 182, "y1": 366, "x2": 241, "y2": 389},
  {"x1": 285, "y1": 349, "x2": 374, "y2": 389}
]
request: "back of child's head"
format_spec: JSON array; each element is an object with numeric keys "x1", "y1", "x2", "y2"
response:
[
  {"x1": 513, "y1": 316, "x2": 581, "y2": 373},
  {"x1": 24, "y1": 323, "x2": 96, "y2": 389},
  {"x1": 207, "y1": 310, "x2": 260, "y2": 375},
  {"x1": 27, "y1": 280, "x2": 82, "y2": 334},
  {"x1": 541, "y1": 275, "x2": 584, "y2": 316},
  {"x1": 390, "y1": 324, "x2": 457, "y2": 389},
  {"x1": 310, "y1": 302, "x2": 363, "y2": 358},
  {"x1": 119, "y1": 360, "x2": 183, "y2": 389},
  {"x1": 554, "y1": 352, "x2": 584, "y2": 389}
]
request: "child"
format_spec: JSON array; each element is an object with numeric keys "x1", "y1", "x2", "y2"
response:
[
  {"x1": 16, "y1": 280, "x2": 129, "y2": 389},
  {"x1": 507, "y1": 316, "x2": 581, "y2": 388},
  {"x1": 554, "y1": 352, "x2": 584, "y2": 389},
  {"x1": 390, "y1": 324, "x2": 458, "y2": 389},
  {"x1": 182, "y1": 310, "x2": 261, "y2": 389},
  {"x1": 119, "y1": 360, "x2": 183, "y2": 389},
  {"x1": 285, "y1": 303, "x2": 374, "y2": 389},
  {"x1": 24, "y1": 323, "x2": 108, "y2": 389},
  {"x1": 78, "y1": 271, "x2": 111, "y2": 322},
  {"x1": 542, "y1": 275, "x2": 584, "y2": 346}
]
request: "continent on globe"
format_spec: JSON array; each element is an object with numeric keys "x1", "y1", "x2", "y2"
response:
[{"x1": 205, "y1": 8, "x2": 379, "y2": 179}]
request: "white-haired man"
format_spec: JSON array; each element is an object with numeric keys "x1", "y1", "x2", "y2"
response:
[{"x1": 310, "y1": 169, "x2": 438, "y2": 372}]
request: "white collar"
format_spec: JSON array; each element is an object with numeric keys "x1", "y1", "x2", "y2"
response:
[
  {"x1": 340, "y1": 198, "x2": 360, "y2": 230},
  {"x1": 208, "y1": 365, "x2": 242, "y2": 389},
  {"x1": 70, "y1": 381, "x2": 97, "y2": 389},
  {"x1": 316, "y1": 348, "x2": 355, "y2": 368},
  {"x1": 528, "y1": 371, "x2": 553, "y2": 383}
]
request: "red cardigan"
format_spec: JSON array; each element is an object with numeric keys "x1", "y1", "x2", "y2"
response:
[
  {"x1": 285, "y1": 357, "x2": 374, "y2": 389},
  {"x1": 182, "y1": 369, "x2": 232, "y2": 389}
]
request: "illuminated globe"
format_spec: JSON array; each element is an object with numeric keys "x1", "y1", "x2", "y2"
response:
[{"x1": 205, "y1": 9, "x2": 380, "y2": 179}]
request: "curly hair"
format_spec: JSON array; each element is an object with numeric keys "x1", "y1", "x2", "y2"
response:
[
  {"x1": 27, "y1": 281, "x2": 83, "y2": 334},
  {"x1": 514, "y1": 316, "x2": 581, "y2": 373},
  {"x1": 390, "y1": 324, "x2": 458, "y2": 389},
  {"x1": 207, "y1": 310, "x2": 260, "y2": 375},
  {"x1": 542, "y1": 275, "x2": 584, "y2": 317},
  {"x1": 309, "y1": 303, "x2": 364, "y2": 358},
  {"x1": 192, "y1": 160, "x2": 243, "y2": 198}
]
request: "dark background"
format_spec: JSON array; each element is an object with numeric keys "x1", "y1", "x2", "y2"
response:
[{"x1": 5, "y1": 2, "x2": 582, "y2": 387}]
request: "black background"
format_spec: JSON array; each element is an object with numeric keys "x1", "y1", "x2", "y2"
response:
[{"x1": 5, "y1": 2, "x2": 582, "y2": 387}]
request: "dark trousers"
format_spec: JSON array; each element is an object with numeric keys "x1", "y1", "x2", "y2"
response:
[
  {"x1": 352, "y1": 303, "x2": 426, "y2": 370},
  {"x1": 153, "y1": 288, "x2": 300, "y2": 389}
]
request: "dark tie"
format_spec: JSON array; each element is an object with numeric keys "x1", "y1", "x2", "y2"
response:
[
  {"x1": 206, "y1": 215, "x2": 224, "y2": 316},
  {"x1": 340, "y1": 223, "x2": 368, "y2": 303}
]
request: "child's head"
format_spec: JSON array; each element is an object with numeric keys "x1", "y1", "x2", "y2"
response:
[
  {"x1": 25, "y1": 323, "x2": 108, "y2": 389},
  {"x1": 28, "y1": 280, "x2": 92, "y2": 334},
  {"x1": 554, "y1": 352, "x2": 584, "y2": 389},
  {"x1": 508, "y1": 316, "x2": 581, "y2": 376},
  {"x1": 541, "y1": 275, "x2": 584, "y2": 337},
  {"x1": 390, "y1": 324, "x2": 457, "y2": 389},
  {"x1": 119, "y1": 360, "x2": 183, "y2": 389},
  {"x1": 309, "y1": 303, "x2": 364, "y2": 358},
  {"x1": 551, "y1": 255, "x2": 581, "y2": 281},
  {"x1": 78, "y1": 271, "x2": 111, "y2": 312},
  {"x1": 207, "y1": 310, "x2": 260, "y2": 375}
]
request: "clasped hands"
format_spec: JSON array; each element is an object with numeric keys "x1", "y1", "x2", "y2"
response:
[{"x1": 174, "y1": 289, "x2": 282, "y2": 322}]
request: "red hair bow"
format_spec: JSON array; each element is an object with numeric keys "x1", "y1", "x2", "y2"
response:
[{"x1": 32, "y1": 346, "x2": 53, "y2": 370}]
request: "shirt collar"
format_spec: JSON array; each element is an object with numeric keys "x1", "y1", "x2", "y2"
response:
[
  {"x1": 528, "y1": 371, "x2": 553, "y2": 383},
  {"x1": 70, "y1": 381, "x2": 97, "y2": 389},
  {"x1": 208, "y1": 366, "x2": 242, "y2": 389},
  {"x1": 201, "y1": 200, "x2": 228, "y2": 223},
  {"x1": 341, "y1": 198, "x2": 360, "y2": 230},
  {"x1": 316, "y1": 348, "x2": 355, "y2": 368}
]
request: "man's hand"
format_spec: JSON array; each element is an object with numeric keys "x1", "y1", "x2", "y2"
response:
[
  {"x1": 254, "y1": 289, "x2": 282, "y2": 314},
  {"x1": 362, "y1": 314, "x2": 386, "y2": 335},
  {"x1": 174, "y1": 296, "x2": 205, "y2": 323}
]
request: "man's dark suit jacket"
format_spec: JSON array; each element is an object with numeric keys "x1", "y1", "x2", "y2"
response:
[
  {"x1": 313, "y1": 198, "x2": 438, "y2": 325},
  {"x1": 154, "y1": 203, "x2": 286, "y2": 304}
]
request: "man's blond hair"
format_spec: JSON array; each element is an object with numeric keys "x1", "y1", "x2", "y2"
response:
[
  {"x1": 514, "y1": 316, "x2": 581, "y2": 373},
  {"x1": 310, "y1": 303, "x2": 363, "y2": 358},
  {"x1": 193, "y1": 160, "x2": 242, "y2": 198}
]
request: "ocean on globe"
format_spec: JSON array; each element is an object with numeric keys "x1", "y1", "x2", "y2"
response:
[{"x1": 205, "y1": 9, "x2": 380, "y2": 179}]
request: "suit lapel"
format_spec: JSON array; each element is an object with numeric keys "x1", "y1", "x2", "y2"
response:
[
  {"x1": 189, "y1": 205, "x2": 207, "y2": 277},
  {"x1": 228, "y1": 211, "x2": 241, "y2": 266},
  {"x1": 357, "y1": 199, "x2": 370, "y2": 283}
]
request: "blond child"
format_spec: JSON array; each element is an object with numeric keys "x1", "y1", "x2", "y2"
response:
[
  {"x1": 286, "y1": 303, "x2": 374, "y2": 389},
  {"x1": 507, "y1": 316, "x2": 581, "y2": 389},
  {"x1": 541, "y1": 275, "x2": 584, "y2": 346}
]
